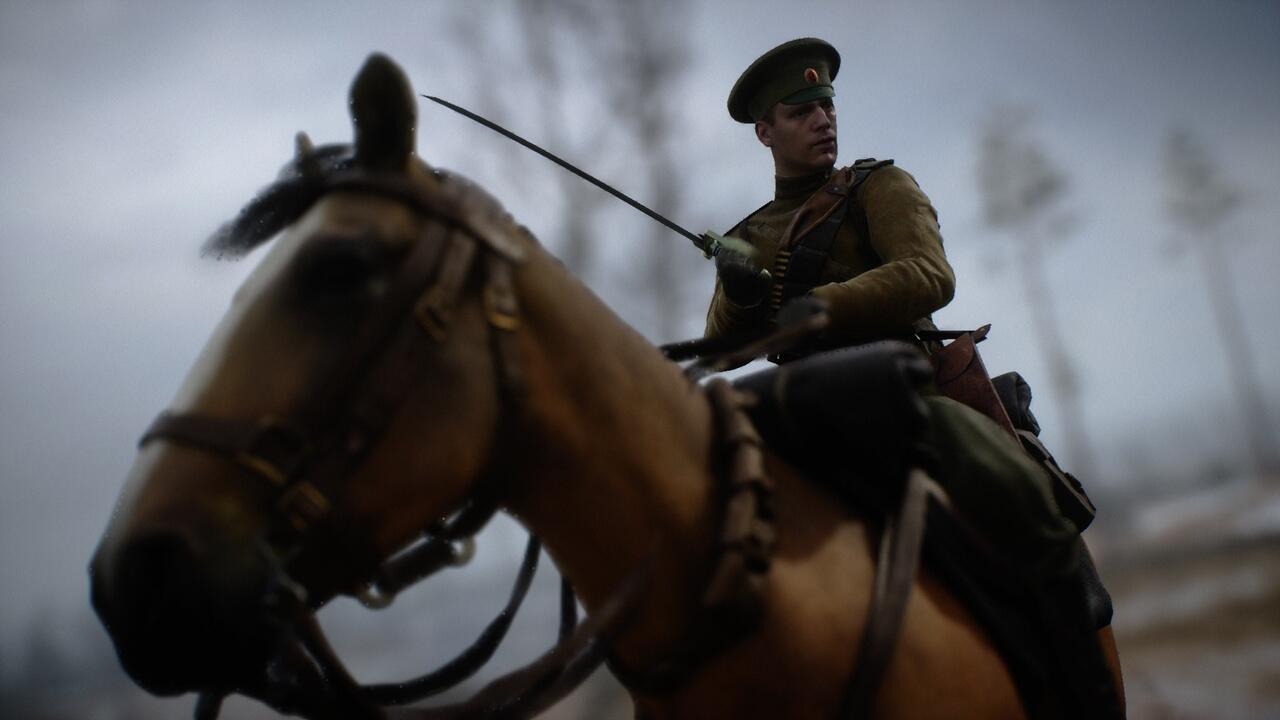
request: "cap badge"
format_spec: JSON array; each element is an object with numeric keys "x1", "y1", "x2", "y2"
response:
[{"x1": 804, "y1": 67, "x2": 820, "y2": 84}]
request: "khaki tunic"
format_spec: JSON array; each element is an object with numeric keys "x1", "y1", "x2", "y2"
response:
[
  {"x1": 708, "y1": 166, "x2": 1085, "y2": 577},
  {"x1": 705, "y1": 164, "x2": 955, "y2": 349}
]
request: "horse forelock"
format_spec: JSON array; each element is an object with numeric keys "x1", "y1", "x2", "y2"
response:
[
  {"x1": 203, "y1": 50, "x2": 419, "y2": 261},
  {"x1": 201, "y1": 144, "x2": 355, "y2": 260}
]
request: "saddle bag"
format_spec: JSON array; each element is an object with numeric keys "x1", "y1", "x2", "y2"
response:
[
  {"x1": 734, "y1": 340, "x2": 934, "y2": 479},
  {"x1": 930, "y1": 329, "x2": 1097, "y2": 532},
  {"x1": 928, "y1": 327, "x2": 1017, "y2": 438}
]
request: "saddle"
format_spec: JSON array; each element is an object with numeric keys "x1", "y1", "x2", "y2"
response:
[{"x1": 732, "y1": 341, "x2": 1119, "y2": 718}]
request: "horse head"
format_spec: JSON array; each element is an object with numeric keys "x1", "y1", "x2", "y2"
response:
[{"x1": 90, "y1": 54, "x2": 533, "y2": 711}]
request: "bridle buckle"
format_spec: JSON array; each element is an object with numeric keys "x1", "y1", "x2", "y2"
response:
[{"x1": 235, "y1": 416, "x2": 311, "y2": 487}]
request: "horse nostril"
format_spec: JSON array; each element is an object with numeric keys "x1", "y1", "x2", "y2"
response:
[
  {"x1": 93, "y1": 527, "x2": 283, "y2": 693},
  {"x1": 92, "y1": 531, "x2": 227, "y2": 694},
  {"x1": 107, "y1": 532, "x2": 199, "y2": 633}
]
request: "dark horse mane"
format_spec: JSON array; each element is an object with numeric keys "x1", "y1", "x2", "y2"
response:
[
  {"x1": 201, "y1": 142, "x2": 356, "y2": 260},
  {"x1": 205, "y1": 55, "x2": 420, "y2": 262}
]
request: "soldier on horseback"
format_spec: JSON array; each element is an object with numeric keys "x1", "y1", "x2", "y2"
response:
[
  {"x1": 706, "y1": 38, "x2": 954, "y2": 359},
  {"x1": 707, "y1": 37, "x2": 1126, "y2": 717},
  {"x1": 89, "y1": 50, "x2": 1127, "y2": 719}
]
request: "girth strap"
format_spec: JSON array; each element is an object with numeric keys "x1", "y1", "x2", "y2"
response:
[{"x1": 841, "y1": 467, "x2": 930, "y2": 717}]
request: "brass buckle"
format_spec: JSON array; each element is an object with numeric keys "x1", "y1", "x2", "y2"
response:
[
  {"x1": 234, "y1": 416, "x2": 310, "y2": 487},
  {"x1": 415, "y1": 285, "x2": 453, "y2": 342},
  {"x1": 234, "y1": 452, "x2": 289, "y2": 487},
  {"x1": 277, "y1": 481, "x2": 331, "y2": 533},
  {"x1": 483, "y1": 282, "x2": 520, "y2": 332}
]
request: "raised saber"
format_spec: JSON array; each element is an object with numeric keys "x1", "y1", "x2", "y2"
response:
[{"x1": 422, "y1": 94, "x2": 749, "y2": 259}]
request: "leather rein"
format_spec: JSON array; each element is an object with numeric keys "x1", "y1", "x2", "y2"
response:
[{"x1": 136, "y1": 167, "x2": 782, "y2": 719}]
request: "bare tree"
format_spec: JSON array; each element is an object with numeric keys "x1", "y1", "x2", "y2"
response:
[
  {"x1": 446, "y1": 1, "x2": 695, "y2": 340},
  {"x1": 598, "y1": 0, "x2": 691, "y2": 340},
  {"x1": 1162, "y1": 128, "x2": 1279, "y2": 481},
  {"x1": 977, "y1": 104, "x2": 1099, "y2": 482}
]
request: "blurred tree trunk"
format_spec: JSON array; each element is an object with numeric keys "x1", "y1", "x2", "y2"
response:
[
  {"x1": 1163, "y1": 129, "x2": 1279, "y2": 481},
  {"x1": 449, "y1": 1, "x2": 694, "y2": 340},
  {"x1": 1013, "y1": 221, "x2": 1094, "y2": 481},
  {"x1": 978, "y1": 105, "x2": 1100, "y2": 482},
  {"x1": 518, "y1": 0, "x2": 612, "y2": 278},
  {"x1": 607, "y1": 0, "x2": 689, "y2": 340}
]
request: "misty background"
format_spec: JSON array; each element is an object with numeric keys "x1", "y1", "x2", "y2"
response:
[{"x1": 2, "y1": 0, "x2": 1278, "y2": 717}]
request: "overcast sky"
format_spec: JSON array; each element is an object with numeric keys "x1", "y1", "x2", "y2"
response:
[{"x1": 1, "y1": 0, "x2": 1278, "y2": 680}]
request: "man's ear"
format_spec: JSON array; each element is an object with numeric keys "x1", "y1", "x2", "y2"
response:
[{"x1": 755, "y1": 119, "x2": 773, "y2": 148}]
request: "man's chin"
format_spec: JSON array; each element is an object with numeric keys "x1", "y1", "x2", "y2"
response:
[{"x1": 803, "y1": 158, "x2": 837, "y2": 175}]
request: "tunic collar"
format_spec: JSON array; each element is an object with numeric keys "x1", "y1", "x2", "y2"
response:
[{"x1": 774, "y1": 167, "x2": 834, "y2": 201}]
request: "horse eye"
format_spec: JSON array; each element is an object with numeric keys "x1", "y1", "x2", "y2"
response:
[{"x1": 294, "y1": 236, "x2": 390, "y2": 298}]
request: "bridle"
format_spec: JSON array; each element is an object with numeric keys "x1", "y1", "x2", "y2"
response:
[
  {"x1": 142, "y1": 166, "x2": 527, "y2": 584},
  {"x1": 138, "y1": 165, "x2": 564, "y2": 718}
]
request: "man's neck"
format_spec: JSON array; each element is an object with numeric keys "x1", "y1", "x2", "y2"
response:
[{"x1": 775, "y1": 162, "x2": 834, "y2": 176}]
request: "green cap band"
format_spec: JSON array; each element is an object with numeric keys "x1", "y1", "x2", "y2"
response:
[{"x1": 780, "y1": 84, "x2": 835, "y2": 107}]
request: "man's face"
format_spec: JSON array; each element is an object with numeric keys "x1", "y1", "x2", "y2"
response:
[{"x1": 755, "y1": 98, "x2": 838, "y2": 177}]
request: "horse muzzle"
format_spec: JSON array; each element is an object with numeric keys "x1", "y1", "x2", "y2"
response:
[{"x1": 90, "y1": 510, "x2": 285, "y2": 695}]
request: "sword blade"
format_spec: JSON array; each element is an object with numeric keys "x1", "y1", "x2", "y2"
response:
[{"x1": 422, "y1": 95, "x2": 706, "y2": 250}]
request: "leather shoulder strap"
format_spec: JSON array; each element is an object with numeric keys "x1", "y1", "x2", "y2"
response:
[
  {"x1": 770, "y1": 159, "x2": 895, "y2": 314},
  {"x1": 779, "y1": 158, "x2": 894, "y2": 251},
  {"x1": 855, "y1": 156, "x2": 896, "y2": 176}
]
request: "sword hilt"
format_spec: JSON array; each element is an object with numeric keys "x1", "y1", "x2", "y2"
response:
[{"x1": 699, "y1": 231, "x2": 757, "y2": 260}]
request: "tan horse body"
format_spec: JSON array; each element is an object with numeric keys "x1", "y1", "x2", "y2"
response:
[
  {"x1": 499, "y1": 237, "x2": 1024, "y2": 719},
  {"x1": 91, "y1": 55, "x2": 1117, "y2": 718}
]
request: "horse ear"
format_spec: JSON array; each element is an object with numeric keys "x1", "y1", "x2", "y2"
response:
[
  {"x1": 350, "y1": 53, "x2": 417, "y2": 171},
  {"x1": 295, "y1": 132, "x2": 322, "y2": 178}
]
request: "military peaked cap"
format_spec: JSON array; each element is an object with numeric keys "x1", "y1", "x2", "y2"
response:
[{"x1": 728, "y1": 38, "x2": 841, "y2": 123}]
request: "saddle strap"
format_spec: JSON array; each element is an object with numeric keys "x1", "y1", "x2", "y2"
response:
[{"x1": 841, "y1": 467, "x2": 930, "y2": 718}]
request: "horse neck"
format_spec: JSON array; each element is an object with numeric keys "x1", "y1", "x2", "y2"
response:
[{"x1": 501, "y1": 245, "x2": 719, "y2": 646}]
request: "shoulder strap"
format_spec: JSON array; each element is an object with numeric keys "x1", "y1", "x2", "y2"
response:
[
  {"x1": 855, "y1": 155, "x2": 896, "y2": 178},
  {"x1": 770, "y1": 158, "x2": 894, "y2": 315}
]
